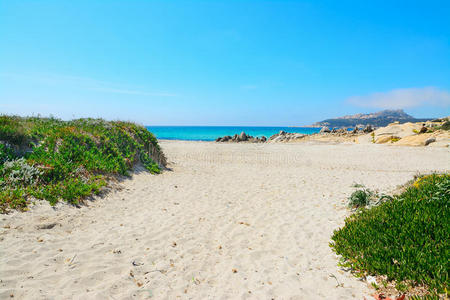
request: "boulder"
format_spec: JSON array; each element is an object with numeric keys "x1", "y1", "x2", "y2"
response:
[
  {"x1": 395, "y1": 133, "x2": 433, "y2": 146},
  {"x1": 271, "y1": 135, "x2": 283, "y2": 142},
  {"x1": 279, "y1": 130, "x2": 287, "y2": 135},
  {"x1": 425, "y1": 137, "x2": 436, "y2": 146},
  {"x1": 215, "y1": 133, "x2": 266, "y2": 143},
  {"x1": 427, "y1": 132, "x2": 450, "y2": 147},
  {"x1": 419, "y1": 126, "x2": 428, "y2": 134},
  {"x1": 267, "y1": 132, "x2": 306, "y2": 142},
  {"x1": 363, "y1": 125, "x2": 374, "y2": 133},
  {"x1": 320, "y1": 126, "x2": 331, "y2": 133},
  {"x1": 239, "y1": 131, "x2": 248, "y2": 141},
  {"x1": 373, "y1": 122, "x2": 421, "y2": 138}
]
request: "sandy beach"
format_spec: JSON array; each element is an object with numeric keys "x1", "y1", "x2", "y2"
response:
[{"x1": 1, "y1": 141, "x2": 449, "y2": 299}]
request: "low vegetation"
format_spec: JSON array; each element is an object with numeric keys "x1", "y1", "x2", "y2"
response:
[
  {"x1": 0, "y1": 115, "x2": 165, "y2": 212},
  {"x1": 331, "y1": 174, "x2": 450, "y2": 297},
  {"x1": 347, "y1": 185, "x2": 393, "y2": 208},
  {"x1": 441, "y1": 120, "x2": 450, "y2": 131}
]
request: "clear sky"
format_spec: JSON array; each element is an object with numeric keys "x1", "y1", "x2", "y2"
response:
[{"x1": 1, "y1": 0, "x2": 449, "y2": 126}]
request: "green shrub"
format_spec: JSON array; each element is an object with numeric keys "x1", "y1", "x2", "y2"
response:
[
  {"x1": 0, "y1": 143, "x2": 16, "y2": 164},
  {"x1": 31, "y1": 176, "x2": 106, "y2": 206},
  {"x1": 0, "y1": 116, "x2": 30, "y2": 146},
  {"x1": 347, "y1": 186, "x2": 392, "y2": 208},
  {"x1": 331, "y1": 174, "x2": 449, "y2": 296},
  {"x1": 0, "y1": 188, "x2": 27, "y2": 212},
  {"x1": 348, "y1": 188, "x2": 374, "y2": 208},
  {"x1": 0, "y1": 116, "x2": 165, "y2": 211},
  {"x1": 441, "y1": 121, "x2": 450, "y2": 131},
  {"x1": 0, "y1": 158, "x2": 42, "y2": 188}
]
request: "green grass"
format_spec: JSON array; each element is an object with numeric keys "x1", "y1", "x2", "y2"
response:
[
  {"x1": 0, "y1": 115, "x2": 165, "y2": 212},
  {"x1": 330, "y1": 174, "x2": 450, "y2": 296}
]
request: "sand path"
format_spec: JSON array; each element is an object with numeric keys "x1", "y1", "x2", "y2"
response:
[{"x1": 1, "y1": 141, "x2": 449, "y2": 299}]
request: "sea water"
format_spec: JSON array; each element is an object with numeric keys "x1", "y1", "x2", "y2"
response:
[{"x1": 146, "y1": 126, "x2": 320, "y2": 141}]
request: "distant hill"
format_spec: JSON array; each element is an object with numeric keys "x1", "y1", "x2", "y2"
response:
[{"x1": 311, "y1": 109, "x2": 432, "y2": 128}]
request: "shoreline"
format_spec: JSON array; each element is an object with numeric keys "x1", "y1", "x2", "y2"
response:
[{"x1": 155, "y1": 119, "x2": 450, "y2": 147}]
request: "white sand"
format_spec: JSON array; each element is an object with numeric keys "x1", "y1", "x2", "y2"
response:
[{"x1": 1, "y1": 141, "x2": 449, "y2": 299}]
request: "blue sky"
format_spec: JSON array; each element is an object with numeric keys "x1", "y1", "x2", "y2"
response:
[{"x1": 1, "y1": 0, "x2": 449, "y2": 126}]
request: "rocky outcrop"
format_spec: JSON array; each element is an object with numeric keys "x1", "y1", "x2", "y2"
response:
[
  {"x1": 216, "y1": 135, "x2": 232, "y2": 142},
  {"x1": 216, "y1": 130, "x2": 306, "y2": 143},
  {"x1": 394, "y1": 134, "x2": 434, "y2": 146},
  {"x1": 357, "y1": 118, "x2": 450, "y2": 147},
  {"x1": 215, "y1": 117, "x2": 449, "y2": 146},
  {"x1": 317, "y1": 127, "x2": 363, "y2": 136},
  {"x1": 216, "y1": 132, "x2": 266, "y2": 143},
  {"x1": 268, "y1": 131, "x2": 306, "y2": 142},
  {"x1": 239, "y1": 131, "x2": 247, "y2": 141}
]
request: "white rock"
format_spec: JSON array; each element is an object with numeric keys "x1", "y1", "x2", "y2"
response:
[{"x1": 366, "y1": 275, "x2": 377, "y2": 286}]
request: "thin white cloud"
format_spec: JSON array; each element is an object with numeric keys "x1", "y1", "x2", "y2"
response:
[
  {"x1": 0, "y1": 72, "x2": 177, "y2": 97},
  {"x1": 347, "y1": 87, "x2": 450, "y2": 109}
]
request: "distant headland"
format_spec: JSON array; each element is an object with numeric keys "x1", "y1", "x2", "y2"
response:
[{"x1": 310, "y1": 109, "x2": 433, "y2": 128}]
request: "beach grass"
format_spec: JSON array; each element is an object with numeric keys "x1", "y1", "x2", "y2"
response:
[
  {"x1": 331, "y1": 174, "x2": 449, "y2": 296},
  {"x1": 0, "y1": 115, "x2": 165, "y2": 212}
]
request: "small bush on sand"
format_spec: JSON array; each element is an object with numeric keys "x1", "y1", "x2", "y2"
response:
[
  {"x1": 348, "y1": 188, "x2": 374, "y2": 208},
  {"x1": 347, "y1": 186, "x2": 391, "y2": 208},
  {"x1": 331, "y1": 174, "x2": 450, "y2": 297}
]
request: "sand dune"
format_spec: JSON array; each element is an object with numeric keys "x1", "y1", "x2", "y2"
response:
[{"x1": 1, "y1": 141, "x2": 449, "y2": 299}]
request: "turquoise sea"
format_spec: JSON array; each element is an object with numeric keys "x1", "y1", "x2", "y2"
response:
[{"x1": 146, "y1": 126, "x2": 321, "y2": 141}]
